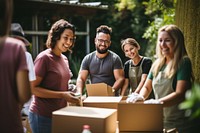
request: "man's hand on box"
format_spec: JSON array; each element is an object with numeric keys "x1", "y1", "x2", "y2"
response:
[{"x1": 126, "y1": 92, "x2": 144, "y2": 103}]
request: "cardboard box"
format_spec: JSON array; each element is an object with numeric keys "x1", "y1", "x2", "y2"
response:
[
  {"x1": 83, "y1": 96, "x2": 123, "y2": 109},
  {"x1": 52, "y1": 106, "x2": 117, "y2": 133},
  {"x1": 86, "y1": 83, "x2": 114, "y2": 96},
  {"x1": 118, "y1": 101, "x2": 163, "y2": 132}
]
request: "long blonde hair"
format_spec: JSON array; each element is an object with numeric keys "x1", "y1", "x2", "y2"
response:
[{"x1": 151, "y1": 24, "x2": 188, "y2": 78}]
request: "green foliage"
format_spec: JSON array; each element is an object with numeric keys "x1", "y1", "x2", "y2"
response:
[
  {"x1": 68, "y1": 55, "x2": 81, "y2": 79},
  {"x1": 103, "y1": 0, "x2": 152, "y2": 63},
  {"x1": 115, "y1": 0, "x2": 136, "y2": 11},
  {"x1": 143, "y1": 0, "x2": 175, "y2": 15},
  {"x1": 142, "y1": 0, "x2": 176, "y2": 58},
  {"x1": 142, "y1": 17, "x2": 163, "y2": 58},
  {"x1": 102, "y1": 0, "x2": 176, "y2": 63},
  {"x1": 179, "y1": 83, "x2": 200, "y2": 119}
]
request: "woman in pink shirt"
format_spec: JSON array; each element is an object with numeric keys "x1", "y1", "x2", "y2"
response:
[{"x1": 29, "y1": 19, "x2": 80, "y2": 133}]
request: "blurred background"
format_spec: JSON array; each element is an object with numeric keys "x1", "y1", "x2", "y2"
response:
[{"x1": 13, "y1": 0, "x2": 199, "y2": 82}]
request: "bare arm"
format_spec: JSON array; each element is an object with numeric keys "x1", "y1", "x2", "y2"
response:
[
  {"x1": 76, "y1": 70, "x2": 89, "y2": 95},
  {"x1": 139, "y1": 78, "x2": 153, "y2": 99},
  {"x1": 140, "y1": 79, "x2": 189, "y2": 107},
  {"x1": 134, "y1": 74, "x2": 148, "y2": 93},
  {"x1": 32, "y1": 76, "x2": 80, "y2": 104},
  {"x1": 159, "y1": 80, "x2": 189, "y2": 107},
  {"x1": 121, "y1": 78, "x2": 129, "y2": 96},
  {"x1": 16, "y1": 70, "x2": 31, "y2": 105},
  {"x1": 112, "y1": 69, "x2": 125, "y2": 92}
]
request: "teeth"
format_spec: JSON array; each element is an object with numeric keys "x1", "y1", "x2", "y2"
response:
[
  {"x1": 64, "y1": 44, "x2": 69, "y2": 48},
  {"x1": 162, "y1": 48, "x2": 168, "y2": 52},
  {"x1": 100, "y1": 46, "x2": 105, "y2": 49}
]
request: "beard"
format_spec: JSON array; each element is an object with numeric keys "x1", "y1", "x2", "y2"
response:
[{"x1": 96, "y1": 46, "x2": 109, "y2": 54}]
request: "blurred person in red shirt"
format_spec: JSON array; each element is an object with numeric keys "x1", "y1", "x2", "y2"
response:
[{"x1": 0, "y1": 0, "x2": 31, "y2": 132}]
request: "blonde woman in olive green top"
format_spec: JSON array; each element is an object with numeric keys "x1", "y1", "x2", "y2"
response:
[{"x1": 128, "y1": 24, "x2": 200, "y2": 132}]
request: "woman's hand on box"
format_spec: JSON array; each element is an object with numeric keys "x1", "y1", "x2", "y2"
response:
[
  {"x1": 126, "y1": 92, "x2": 144, "y2": 103},
  {"x1": 62, "y1": 91, "x2": 81, "y2": 105}
]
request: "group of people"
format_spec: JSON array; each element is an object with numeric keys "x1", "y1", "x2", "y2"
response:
[
  {"x1": 1, "y1": 0, "x2": 199, "y2": 133},
  {"x1": 76, "y1": 25, "x2": 152, "y2": 98}
]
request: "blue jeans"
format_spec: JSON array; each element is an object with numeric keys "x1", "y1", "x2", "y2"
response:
[{"x1": 28, "y1": 111, "x2": 52, "y2": 133}]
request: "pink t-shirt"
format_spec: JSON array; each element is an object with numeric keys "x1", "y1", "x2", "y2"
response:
[
  {"x1": 0, "y1": 37, "x2": 28, "y2": 133},
  {"x1": 29, "y1": 49, "x2": 71, "y2": 118}
]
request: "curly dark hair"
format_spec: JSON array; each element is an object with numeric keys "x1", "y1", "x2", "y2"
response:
[
  {"x1": 96, "y1": 25, "x2": 112, "y2": 35},
  {"x1": 46, "y1": 19, "x2": 76, "y2": 52}
]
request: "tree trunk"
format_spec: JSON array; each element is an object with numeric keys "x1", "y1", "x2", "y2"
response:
[{"x1": 175, "y1": 0, "x2": 200, "y2": 83}]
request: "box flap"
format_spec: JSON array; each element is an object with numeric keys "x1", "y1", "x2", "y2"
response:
[
  {"x1": 83, "y1": 96, "x2": 123, "y2": 103},
  {"x1": 86, "y1": 83, "x2": 114, "y2": 96},
  {"x1": 53, "y1": 106, "x2": 117, "y2": 119}
]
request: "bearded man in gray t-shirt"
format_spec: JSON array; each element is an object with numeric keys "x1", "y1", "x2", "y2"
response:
[{"x1": 76, "y1": 25, "x2": 124, "y2": 96}]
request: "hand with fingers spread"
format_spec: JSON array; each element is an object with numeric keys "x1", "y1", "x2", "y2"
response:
[{"x1": 126, "y1": 92, "x2": 144, "y2": 103}]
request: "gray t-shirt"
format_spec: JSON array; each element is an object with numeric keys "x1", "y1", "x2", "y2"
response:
[{"x1": 80, "y1": 50, "x2": 123, "y2": 86}]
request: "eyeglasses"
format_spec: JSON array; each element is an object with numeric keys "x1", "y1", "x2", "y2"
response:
[{"x1": 97, "y1": 39, "x2": 110, "y2": 45}]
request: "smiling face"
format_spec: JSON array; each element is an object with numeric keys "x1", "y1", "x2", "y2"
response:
[
  {"x1": 158, "y1": 31, "x2": 174, "y2": 60},
  {"x1": 95, "y1": 32, "x2": 111, "y2": 54},
  {"x1": 123, "y1": 43, "x2": 139, "y2": 59},
  {"x1": 54, "y1": 29, "x2": 75, "y2": 54}
]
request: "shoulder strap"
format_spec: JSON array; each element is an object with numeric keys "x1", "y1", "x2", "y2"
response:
[{"x1": 140, "y1": 57, "x2": 146, "y2": 66}]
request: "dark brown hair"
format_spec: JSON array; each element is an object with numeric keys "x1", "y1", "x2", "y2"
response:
[
  {"x1": 96, "y1": 25, "x2": 112, "y2": 35},
  {"x1": 46, "y1": 19, "x2": 76, "y2": 52},
  {"x1": 0, "y1": 0, "x2": 13, "y2": 36}
]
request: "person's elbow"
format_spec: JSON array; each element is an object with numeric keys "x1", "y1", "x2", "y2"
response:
[
  {"x1": 118, "y1": 76, "x2": 125, "y2": 88},
  {"x1": 19, "y1": 81, "x2": 32, "y2": 104},
  {"x1": 19, "y1": 92, "x2": 31, "y2": 104},
  {"x1": 120, "y1": 76, "x2": 125, "y2": 84}
]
